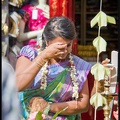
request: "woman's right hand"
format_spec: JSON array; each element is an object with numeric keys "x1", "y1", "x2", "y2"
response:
[
  {"x1": 42, "y1": 42, "x2": 67, "y2": 59},
  {"x1": 29, "y1": 97, "x2": 48, "y2": 113}
]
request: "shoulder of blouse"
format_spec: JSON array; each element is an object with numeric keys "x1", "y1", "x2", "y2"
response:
[
  {"x1": 17, "y1": 45, "x2": 38, "y2": 61},
  {"x1": 72, "y1": 54, "x2": 92, "y2": 69}
]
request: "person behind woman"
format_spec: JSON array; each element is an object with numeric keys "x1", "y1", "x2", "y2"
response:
[
  {"x1": 16, "y1": 16, "x2": 98, "y2": 119},
  {"x1": 2, "y1": 56, "x2": 21, "y2": 120}
]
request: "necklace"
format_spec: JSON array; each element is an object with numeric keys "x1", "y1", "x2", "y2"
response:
[{"x1": 40, "y1": 53, "x2": 79, "y2": 100}]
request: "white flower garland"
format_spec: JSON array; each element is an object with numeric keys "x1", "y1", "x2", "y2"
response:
[
  {"x1": 40, "y1": 61, "x2": 48, "y2": 90},
  {"x1": 40, "y1": 53, "x2": 79, "y2": 100},
  {"x1": 69, "y1": 53, "x2": 79, "y2": 100}
]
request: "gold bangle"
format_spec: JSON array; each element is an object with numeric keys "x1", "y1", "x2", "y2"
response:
[
  {"x1": 34, "y1": 59, "x2": 48, "y2": 68},
  {"x1": 34, "y1": 60, "x2": 42, "y2": 68}
]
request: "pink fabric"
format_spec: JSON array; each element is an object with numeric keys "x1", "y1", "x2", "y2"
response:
[
  {"x1": 113, "y1": 110, "x2": 118, "y2": 120},
  {"x1": 28, "y1": 112, "x2": 46, "y2": 120},
  {"x1": 22, "y1": 4, "x2": 48, "y2": 31},
  {"x1": 28, "y1": 39, "x2": 37, "y2": 47},
  {"x1": 23, "y1": 39, "x2": 37, "y2": 47}
]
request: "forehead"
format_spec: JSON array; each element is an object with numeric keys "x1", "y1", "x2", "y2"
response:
[{"x1": 50, "y1": 37, "x2": 73, "y2": 44}]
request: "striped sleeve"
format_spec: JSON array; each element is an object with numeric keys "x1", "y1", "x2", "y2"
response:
[{"x1": 17, "y1": 45, "x2": 38, "y2": 61}]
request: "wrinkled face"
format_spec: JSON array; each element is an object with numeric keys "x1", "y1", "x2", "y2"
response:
[{"x1": 47, "y1": 37, "x2": 73, "y2": 60}]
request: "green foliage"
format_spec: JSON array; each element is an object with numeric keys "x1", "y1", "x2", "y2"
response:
[{"x1": 36, "y1": 111, "x2": 43, "y2": 120}]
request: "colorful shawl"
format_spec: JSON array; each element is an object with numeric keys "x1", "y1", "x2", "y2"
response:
[{"x1": 18, "y1": 45, "x2": 92, "y2": 120}]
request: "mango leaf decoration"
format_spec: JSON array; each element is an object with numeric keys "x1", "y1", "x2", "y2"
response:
[
  {"x1": 90, "y1": 92, "x2": 107, "y2": 109},
  {"x1": 104, "y1": 67, "x2": 111, "y2": 76},
  {"x1": 91, "y1": 63, "x2": 106, "y2": 81},
  {"x1": 93, "y1": 36, "x2": 107, "y2": 54},
  {"x1": 90, "y1": 11, "x2": 116, "y2": 28}
]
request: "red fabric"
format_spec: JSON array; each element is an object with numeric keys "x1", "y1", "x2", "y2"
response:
[
  {"x1": 50, "y1": 0, "x2": 68, "y2": 18},
  {"x1": 60, "y1": 0, "x2": 68, "y2": 16},
  {"x1": 72, "y1": 39, "x2": 78, "y2": 56},
  {"x1": 67, "y1": 0, "x2": 75, "y2": 21},
  {"x1": 49, "y1": 0, "x2": 74, "y2": 20},
  {"x1": 50, "y1": 0, "x2": 59, "y2": 18}
]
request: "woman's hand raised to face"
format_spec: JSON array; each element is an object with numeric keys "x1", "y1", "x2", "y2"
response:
[{"x1": 43, "y1": 42, "x2": 68, "y2": 59}]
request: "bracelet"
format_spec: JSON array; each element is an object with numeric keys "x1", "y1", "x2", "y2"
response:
[
  {"x1": 34, "y1": 58, "x2": 48, "y2": 67},
  {"x1": 43, "y1": 102, "x2": 51, "y2": 115},
  {"x1": 34, "y1": 60, "x2": 42, "y2": 68}
]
